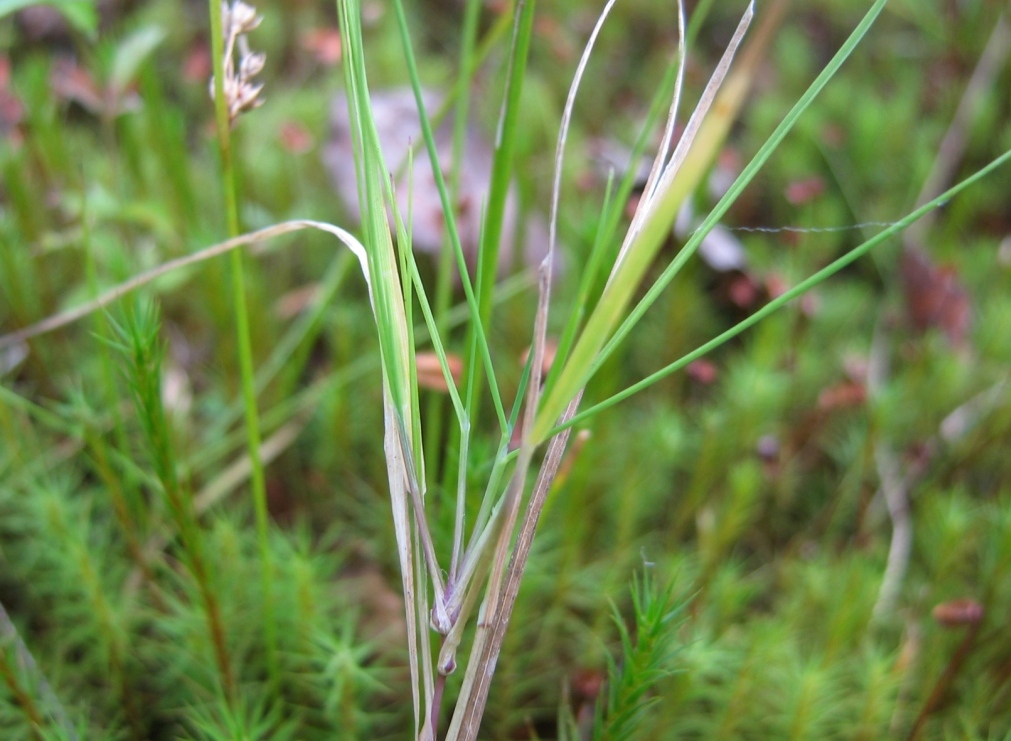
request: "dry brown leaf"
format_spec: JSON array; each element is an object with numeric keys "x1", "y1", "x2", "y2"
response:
[
  {"x1": 726, "y1": 273, "x2": 761, "y2": 308},
  {"x1": 49, "y1": 57, "x2": 105, "y2": 112},
  {"x1": 519, "y1": 337, "x2": 558, "y2": 379},
  {"x1": 50, "y1": 57, "x2": 140, "y2": 117},
  {"x1": 817, "y1": 380, "x2": 866, "y2": 411},
  {"x1": 302, "y1": 28, "x2": 343, "y2": 66},
  {"x1": 900, "y1": 245, "x2": 971, "y2": 347},
  {"x1": 274, "y1": 282, "x2": 321, "y2": 319},
  {"x1": 415, "y1": 352, "x2": 462, "y2": 392},
  {"x1": 784, "y1": 175, "x2": 825, "y2": 205},
  {"x1": 932, "y1": 599, "x2": 984, "y2": 627}
]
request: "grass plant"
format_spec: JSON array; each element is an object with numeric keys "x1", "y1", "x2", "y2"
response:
[{"x1": 1, "y1": 0, "x2": 1010, "y2": 738}]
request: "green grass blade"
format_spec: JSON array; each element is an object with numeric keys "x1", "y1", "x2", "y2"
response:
[
  {"x1": 533, "y1": 0, "x2": 886, "y2": 444},
  {"x1": 542, "y1": 24, "x2": 683, "y2": 402},
  {"x1": 389, "y1": 0, "x2": 508, "y2": 432},
  {"x1": 555, "y1": 147, "x2": 1011, "y2": 434},
  {"x1": 532, "y1": 1, "x2": 757, "y2": 443},
  {"x1": 207, "y1": 0, "x2": 276, "y2": 688},
  {"x1": 472, "y1": 0, "x2": 536, "y2": 327}
]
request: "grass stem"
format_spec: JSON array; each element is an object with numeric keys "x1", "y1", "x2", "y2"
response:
[{"x1": 207, "y1": 0, "x2": 278, "y2": 689}]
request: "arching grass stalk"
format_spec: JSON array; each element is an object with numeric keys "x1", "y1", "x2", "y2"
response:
[
  {"x1": 0, "y1": 219, "x2": 504, "y2": 353},
  {"x1": 207, "y1": 0, "x2": 277, "y2": 687}
]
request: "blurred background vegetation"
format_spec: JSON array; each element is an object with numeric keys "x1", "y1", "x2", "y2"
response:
[{"x1": 1, "y1": 0, "x2": 1010, "y2": 738}]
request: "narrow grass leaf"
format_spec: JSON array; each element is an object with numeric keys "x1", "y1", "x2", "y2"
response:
[
  {"x1": 533, "y1": 2, "x2": 756, "y2": 444},
  {"x1": 558, "y1": 146, "x2": 1011, "y2": 433}
]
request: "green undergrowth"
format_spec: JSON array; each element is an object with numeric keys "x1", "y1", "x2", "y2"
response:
[{"x1": 1, "y1": 0, "x2": 1010, "y2": 738}]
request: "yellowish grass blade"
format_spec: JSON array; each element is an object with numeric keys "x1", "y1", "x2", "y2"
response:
[{"x1": 532, "y1": 2, "x2": 765, "y2": 444}]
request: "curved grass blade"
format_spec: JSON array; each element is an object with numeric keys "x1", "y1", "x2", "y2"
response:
[{"x1": 553, "y1": 147, "x2": 1011, "y2": 434}]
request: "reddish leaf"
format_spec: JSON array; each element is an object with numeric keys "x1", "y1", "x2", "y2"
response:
[
  {"x1": 16, "y1": 6, "x2": 71, "y2": 39},
  {"x1": 274, "y1": 283, "x2": 321, "y2": 319},
  {"x1": 764, "y1": 273, "x2": 788, "y2": 300},
  {"x1": 49, "y1": 56, "x2": 140, "y2": 117},
  {"x1": 900, "y1": 246, "x2": 971, "y2": 347},
  {"x1": 535, "y1": 16, "x2": 576, "y2": 62},
  {"x1": 301, "y1": 28, "x2": 343, "y2": 66},
  {"x1": 933, "y1": 599, "x2": 984, "y2": 628},
  {"x1": 686, "y1": 358, "x2": 718, "y2": 385},
  {"x1": 727, "y1": 273, "x2": 761, "y2": 308},
  {"x1": 183, "y1": 43, "x2": 213, "y2": 83},
  {"x1": 785, "y1": 175, "x2": 825, "y2": 205},
  {"x1": 571, "y1": 668, "x2": 604, "y2": 701},
  {"x1": 820, "y1": 123, "x2": 847, "y2": 148},
  {"x1": 799, "y1": 291, "x2": 820, "y2": 318},
  {"x1": 49, "y1": 57, "x2": 105, "y2": 113},
  {"x1": 278, "y1": 120, "x2": 314, "y2": 154},
  {"x1": 519, "y1": 337, "x2": 558, "y2": 379},
  {"x1": 901, "y1": 244, "x2": 970, "y2": 345},
  {"x1": 817, "y1": 380, "x2": 866, "y2": 411},
  {"x1": 416, "y1": 352, "x2": 463, "y2": 393}
]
